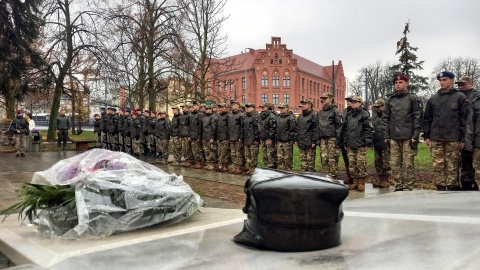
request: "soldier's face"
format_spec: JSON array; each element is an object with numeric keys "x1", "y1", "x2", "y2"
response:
[
  {"x1": 351, "y1": 101, "x2": 362, "y2": 109},
  {"x1": 457, "y1": 82, "x2": 473, "y2": 91},
  {"x1": 439, "y1": 77, "x2": 454, "y2": 89},
  {"x1": 246, "y1": 107, "x2": 254, "y2": 113},
  {"x1": 301, "y1": 103, "x2": 311, "y2": 110},
  {"x1": 321, "y1": 97, "x2": 331, "y2": 105},
  {"x1": 232, "y1": 104, "x2": 239, "y2": 110},
  {"x1": 394, "y1": 80, "x2": 409, "y2": 91},
  {"x1": 346, "y1": 100, "x2": 352, "y2": 107},
  {"x1": 375, "y1": 105, "x2": 385, "y2": 112},
  {"x1": 280, "y1": 107, "x2": 288, "y2": 113}
]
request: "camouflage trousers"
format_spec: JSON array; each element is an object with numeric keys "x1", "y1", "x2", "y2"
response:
[
  {"x1": 217, "y1": 140, "x2": 231, "y2": 164},
  {"x1": 261, "y1": 139, "x2": 277, "y2": 167},
  {"x1": 155, "y1": 138, "x2": 169, "y2": 161},
  {"x1": 101, "y1": 131, "x2": 108, "y2": 149},
  {"x1": 124, "y1": 136, "x2": 132, "y2": 154},
  {"x1": 460, "y1": 149, "x2": 475, "y2": 186},
  {"x1": 470, "y1": 149, "x2": 480, "y2": 188},
  {"x1": 430, "y1": 141, "x2": 461, "y2": 187},
  {"x1": 203, "y1": 140, "x2": 217, "y2": 163},
  {"x1": 182, "y1": 137, "x2": 193, "y2": 162},
  {"x1": 374, "y1": 149, "x2": 391, "y2": 176},
  {"x1": 132, "y1": 137, "x2": 141, "y2": 155},
  {"x1": 276, "y1": 141, "x2": 293, "y2": 170},
  {"x1": 299, "y1": 147, "x2": 316, "y2": 171},
  {"x1": 94, "y1": 131, "x2": 101, "y2": 148},
  {"x1": 231, "y1": 140, "x2": 244, "y2": 165},
  {"x1": 192, "y1": 139, "x2": 204, "y2": 163},
  {"x1": 320, "y1": 137, "x2": 340, "y2": 176},
  {"x1": 147, "y1": 134, "x2": 155, "y2": 152},
  {"x1": 390, "y1": 140, "x2": 415, "y2": 189},
  {"x1": 347, "y1": 147, "x2": 368, "y2": 178},
  {"x1": 244, "y1": 144, "x2": 259, "y2": 168},
  {"x1": 172, "y1": 137, "x2": 182, "y2": 163},
  {"x1": 108, "y1": 133, "x2": 119, "y2": 151},
  {"x1": 340, "y1": 145, "x2": 351, "y2": 178},
  {"x1": 118, "y1": 135, "x2": 124, "y2": 152},
  {"x1": 14, "y1": 133, "x2": 27, "y2": 153}
]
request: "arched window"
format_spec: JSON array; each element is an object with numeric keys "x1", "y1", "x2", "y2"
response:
[
  {"x1": 274, "y1": 53, "x2": 278, "y2": 59},
  {"x1": 279, "y1": 59, "x2": 282, "y2": 65},
  {"x1": 270, "y1": 59, "x2": 273, "y2": 64},
  {"x1": 302, "y1": 78, "x2": 305, "y2": 89}
]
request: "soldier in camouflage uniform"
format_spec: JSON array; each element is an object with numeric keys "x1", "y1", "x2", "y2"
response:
[
  {"x1": 140, "y1": 110, "x2": 149, "y2": 155},
  {"x1": 372, "y1": 99, "x2": 391, "y2": 188},
  {"x1": 259, "y1": 103, "x2": 277, "y2": 168},
  {"x1": 228, "y1": 101, "x2": 244, "y2": 174},
  {"x1": 154, "y1": 110, "x2": 170, "y2": 165},
  {"x1": 456, "y1": 76, "x2": 480, "y2": 190},
  {"x1": 343, "y1": 96, "x2": 373, "y2": 192},
  {"x1": 295, "y1": 98, "x2": 318, "y2": 172},
  {"x1": 117, "y1": 109, "x2": 125, "y2": 152},
  {"x1": 275, "y1": 102, "x2": 296, "y2": 170},
  {"x1": 147, "y1": 111, "x2": 157, "y2": 156},
  {"x1": 123, "y1": 108, "x2": 132, "y2": 154},
  {"x1": 99, "y1": 107, "x2": 108, "y2": 149},
  {"x1": 216, "y1": 103, "x2": 231, "y2": 173},
  {"x1": 424, "y1": 71, "x2": 468, "y2": 191},
  {"x1": 180, "y1": 105, "x2": 193, "y2": 167},
  {"x1": 340, "y1": 97, "x2": 354, "y2": 184},
  {"x1": 384, "y1": 74, "x2": 423, "y2": 191},
  {"x1": 170, "y1": 105, "x2": 183, "y2": 166},
  {"x1": 107, "y1": 107, "x2": 119, "y2": 151},
  {"x1": 242, "y1": 103, "x2": 260, "y2": 175},
  {"x1": 130, "y1": 111, "x2": 142, "y2": 158},
  {"x1": 318, "y1": 92, "x2": 343, "y2": 177},
  {"x1": 189, "y1": 102, "x2": 204, "y2": 169},
  {"x1": 202, "y1": 105, "x2": 218, "y2": 171},
  {"x1": 93, "y1": 113, "x2": 101, "y2": 148}
]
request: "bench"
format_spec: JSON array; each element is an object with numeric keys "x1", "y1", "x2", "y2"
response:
[{"x1": 69, "y1": 139, "x2": 96, "y2": 151}]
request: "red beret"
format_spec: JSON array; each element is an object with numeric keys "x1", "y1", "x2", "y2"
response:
[
  {"x1": 393, "y1": 74, "x2": 409, "y2": 83},
  {"x1": 144, "y1": 110, "x2": 150, "y2": 113},
  {"x1": 151, "y1": 111, "x2": 157, "y2": 114},
  {"x1": 94, "y1": 113, "x2": 100, "y2": 117},
  {"x1": 16, "y1": 109, "x2": 23, "y2": 114}
]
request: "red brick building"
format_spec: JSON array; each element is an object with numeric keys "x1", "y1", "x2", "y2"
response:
[{"x1": 204, "y1": 37, "x2": 347, "y2": 112}]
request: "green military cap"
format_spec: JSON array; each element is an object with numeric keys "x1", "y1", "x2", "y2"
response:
[
  {"x1": 373, "y1": 98, "x2": 386, "y2": 107},
  {"x1": 300, "y1": 98, "x2": 313, "y2": 105},
  {"x1": 277, "y1": 102, "x2": 289, "y2": 109},
  {"x1": 345, "y1": 95, "x2": 355, "y2": 101},
  {"x1": 217, "y1": 103, "x2": 227, "y2": 108},
  {"x1": 245, "y1": 102, "x2": 256, "y2": 108},
  {"x1": 321, "y1": 92, "x2": 334, "y2": 99},
  {"x1": 230, "y1": 100, "x2": 240, "y2": 105},
  {"x1": 351, "y1": 96, "x2": 363, "y2": 103}
]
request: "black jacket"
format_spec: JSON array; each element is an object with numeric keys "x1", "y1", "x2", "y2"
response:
[
  {"x1": 93, "y1": 118, "x2": 101, "y2": 133},
  {"x1": 202, "y1": 113, "x2": 218, "y2": 141},
  {"x1": 465, "y1": 94, "x2": 480, "y2": 150},
  {"x1": 242, "y1": 111, "x2": 260, "y2": 146},
  {"x1": 317, "y1": 104, "x2": 343, "y2": 141},
  {"x1": 276, "y1": 111, "x2": 296, "y2": 143},
  {"x1": 423, "y1": 89, "x2": 468, "y2": 142},
  {"x1": 123, "y1": 115, "x2": 131, "y2": 136},
  {"x1": 11, "y1": 115, "x2": 29, "y2": 134},
  {"x1": 180, "y1": 112, "x2": 190, "y2": 138},
  {"x1": 343, "y1": 107, "x2": 373, "y2": 149},
  {"x1": 118, "y1": 114, "x2": 125, "y2": 136},
  {"x1": 216, "y1": 111, "x2": 230, "y2": 141},
  {"x1": 140, "y1": 115, "x2": 147, "y2": 135},
  {"x1": 228, "y1": 110, "x2": 244, "y2": 142},
  {"x1": 383, "y1": 91, "x2": 423, "y2": 140},
  {"x1": 188, "y1": 110, "x2": 203, "y2": 140},
  {"x1": 147, "y1": 116, "x2": 156, "y2": 135},
  {"x1": 56, "y1": 114, "x2": 70, "y2": 130},
  {"x1": 296, "y1": 109, "x2": 318, "y2": 150},
  {"x1": 154, "y1": 118, "x2": 171, "y2": 140},
  {"x1": 259, "y1": 110, "x2": 277, "y2": 140},
  {"x1": 100, "y1": 112, "x2": 108, "y2": 132},
  {"x1": 372, "y1": 111, "x2": 388, "y2": 150},
  {"x1": 131, "y1": 117, "x2": 141, "y2": 139},
  {"x1": 171, "y1": 113, "x2": 182, "y2": 137},
  {"x1": 107, "y1": 113, "x2": 119, "y2": 134}
]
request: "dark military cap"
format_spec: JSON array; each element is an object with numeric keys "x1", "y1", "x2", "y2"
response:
[
  {"x1": 437, "y1": 71, "x2": 455, "y2": 80},
  {"x1": 107, "y1": 107, "x2": 117, "y2": 112},
  {"x1": 345, "y1": 95, "x2": 355, "y2": 101},
  {"x1": 192, "y1": 101, "x2": 200, "y2": 105},
  {"x1": 151, "y1": 111, "x2": 157, "y2": 115},
  {"x1": 100, "y1": 107, "x2": 106, "y2": 110},
  {"x1": 321, "y1": 92, "x2": 334, "y2": 98},
  {"x1": 373, "y1": 98, "x2": 386, "y2": 107},
  {"x1": 125, "y1": 107, "x2": 131, "y2": 113},
  {"x1": 144, "y1": 109, "x2": 150, "y2": 113},
  {"x1": 231, "y1": 100, "x2": 240, "y2": 105},
  {"x1": 245, "y1": 102, "x2": 256, "y2": 108},
  {"x1": 456, "y1": 76, "x2": 472, "y2": 84}
]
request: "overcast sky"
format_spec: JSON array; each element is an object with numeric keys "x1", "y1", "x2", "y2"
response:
[{"x1": 221, "y1": 0, "x2": 480, "y2": 86}]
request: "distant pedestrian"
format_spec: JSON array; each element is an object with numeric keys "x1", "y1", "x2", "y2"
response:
[
  {"x1": 423, "y1": 71, "x2": 468, "y2": 191},
  {"x1": 10, "y1": 109, "x2": 29, "y2": 157},
  {"x1": 56, "y1": 109, "x2": 70, "y2": 150},
  {"x1": 295, "y1": 98, "x2": 318, "y2": 172},
  {"x1": 24, "y1": 113, "x2": 35, "y2": 131},
  {"x1": 107, "y1": 107, "x2": 119, "y2": 151},
  {"x1": 99, "y1": 107, "x2": 108, "y2": 149},
  {"x1": 189, "y1": 101, "x2": 204, "y2": 169}
]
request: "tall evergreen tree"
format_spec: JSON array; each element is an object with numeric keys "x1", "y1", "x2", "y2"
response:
[
  {"x1": 390, "y1": 21, "x2": 428, "y2": 93},
  {"x1": 0, "y1": 0, "x2": 44, "y2": 118}
]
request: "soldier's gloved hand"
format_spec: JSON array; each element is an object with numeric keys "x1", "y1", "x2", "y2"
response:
[{"x1": 410, "y1": 138, "x2": 419, "y2": 150}]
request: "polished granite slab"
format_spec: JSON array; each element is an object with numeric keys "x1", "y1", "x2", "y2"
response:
[{"x1": 2, "y1": 191, "x2": 480, "y2": 269}]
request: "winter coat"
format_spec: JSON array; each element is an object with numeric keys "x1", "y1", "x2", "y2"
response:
[
  {"x1": 465, "y1": 93, "x2": 480, "y2": 150},
  {"x1": 216, "y1": 111, "x2": 230, "y2": 141},
  {"x1": 259, "y1": 110, "x2": 277, "y2": 140},
  {"x1": 147, "y1": 116, "x2": 156, "y2": 135},
  {"x1": 118, "y1": 114, "x2": 125, "y2": 136},
  {"x1": 131, "y1": 117, "x2": 141, "y2": 139},
  {"x1": 343, "y1": 107, "x2": 373, "y2": 149},
  {"x1": 383, "y1": 91, "x2": 423, "y2": 140},
  {"x1": 372, "y1": 111, "x2": 388, "y2": 150},
  {"x1": 296, "y1": 109, "x2": 318, "y2": 150},
  {"x1": 93, "y1": 119, "x2": 101, "y2": 133},
  {"x1": 202, "y1": 113, "x2": 218, "y2": 141},
  {"x1": 100, "y1": 112, "x2": 108, "y2": 132},
  {"x1": 423, "y1": 89, "x2": 468, "y2": 142},
  {"x1": 180, "y1": 112, "x2": 190, "y2": 138},
  {"x1": 11, "y1": 115, "x2": 29, "y2": 134},
  {"x1": 140, "y1": 115, "x2": 147, "y2": 135},
  {"x1": 276, "y1": 111, "x2": 296, "y2": 143},
  {"x1": 188, "y1": 110, "x2": 203, "y2": 140},
  {"x1": 242, "y1": 111, "x2": 260, "y2": 146},
  {"x1": 154, "y1": 118, "x2": 171, "y2": 140},
  {"x1": 317, "y1": 104, "x2": 343, "y2": 141},
  {"x1": 171, "y1": 113, "x2": 182, "y2": 137},
  {"x1": 56, "y1": 114, "x2": 70, "y2": 130},
  {"x1": 123, "y1": 115, "x2": 131, "y2": 136},
  {"x1": 107, "y1": 113, "x2": 119, "y2": 134},
  {"x1": 228, "y1": 110, "x2": 244, "y2": 142}
]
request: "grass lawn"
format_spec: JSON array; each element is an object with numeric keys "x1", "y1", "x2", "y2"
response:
[{"x1": 39, "y1": 130, "x2": 96, "y2": 142}]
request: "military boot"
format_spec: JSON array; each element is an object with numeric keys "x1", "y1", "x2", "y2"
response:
[
  {"x1": 183, "y1": 160, "x2": 192, "y2": 167},
  {"x1": 160, "y1": 159, "x2": 168, "y2": 165},
  {"x1": 378, "y1": 175, "x2": 391, "y2": 188},
  {"x1": 233, "y1": 165, "x2": 243, "y2": 174},
  {"x1": 343, "y1": 176, "x2": 354, "y2": 185},
  {"x1": 222, "y1": 163, "x2": 230, "y2": 173},
  {"x1": 229, "y1": 164, "x2": 236, "y2": 174},
  {"x1": 372, "y1": 177, "x2": 381, "y2": 188},
  {"x1": 348, "y1": 178, "x2": 359, "y2": 190},
  {"x1": 207, "y1": 163, "x2": 216, "y2": 171},
  {"x1": 194, "y1": 162, "x2": 203, "y2": 169},
  {"x1": 357, "y1": 178, "x2": 365, "y2": 192}
]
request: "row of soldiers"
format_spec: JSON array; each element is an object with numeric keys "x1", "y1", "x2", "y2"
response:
[{"x1": 92, "y1": 72, "x2": 479, "y2": 192}]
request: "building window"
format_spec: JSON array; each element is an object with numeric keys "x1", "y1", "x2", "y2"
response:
[
  {"x1": 279, "y1": 59, "x2": 282, "y2": 65},
  {"x1": 242, "y1": 95, "x2": 246, "y2": 104},
  {"x1": 242, "y1": 77, "x2": 246, "y2": 89},
  {"x1": 262, "y1": 94, "x2": 268, "y2": 104},
  {"x1": 301, "y1": 95, "x2": 304, "y2": 101},
  {"x1": 207, "y1": 84, "x2": 211, "y2": 94},
  {"x1": 272, "y1": 76, "x2": 279, "y2": 87},
  {"x1": 310, "y1": 81, "x2": 312, "y2": 91},
  {"x1": 283, "y1": 76, "x2": 290, "y2": 87},
  {"x1": 283, "y1": 94, "x2": 290, "y2": 104},
  {"x1": 218, "y1": 83, "x2": 221, "y2": 93},
  {"x1": 275, "y1": 53, "x2": 278, "y2": 59},
  {"x1": 273, "y1": 94, "x2": 279, "y2": 104},
  {"x1": 302, "y1": 78, "x2": 305, "y2": 89},
  {"x1": 230, "y1": 80, "x2": 234, "y2": 90},
  {"x1": 224, "y1": 81, "x2": 227, "y2": 91},
  {"x1": 261, "y1": 76, "x2": 269, "y2": 87},
  {"x1": 270, "y1": 59, "x2": 273, "y2": 65}
]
